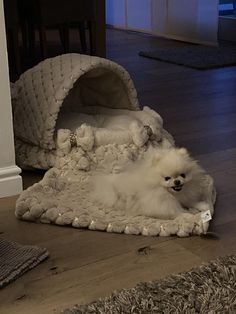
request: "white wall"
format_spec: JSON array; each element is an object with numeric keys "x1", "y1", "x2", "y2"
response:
[
  {"x1": 127, "y1": 0, "x2": 152, "y2": 31},
  {"x1": 0, "y1": 0, "x2": 22, "y2": 198},
  {"x1": 106, "y1": 0, "x2": 219, "y2": 45},
  {"x1": 106, "y1": 0, "x2": 127, "y2": 28}
]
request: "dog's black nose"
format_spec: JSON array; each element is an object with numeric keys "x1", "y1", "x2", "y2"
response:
[{"x1": 174, "y1": 180, "x2": 181, "y2": 186}]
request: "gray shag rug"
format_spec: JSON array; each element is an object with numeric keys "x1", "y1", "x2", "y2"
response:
[
  {"x1": 139, "y1": 45, "x2": 236, "y2": 69},
  {"x1": 0, "y1": 238, "x2": 49, "y2": 288},
  {"x1": 63, "y1": 254, "x2": 236, "y2": 313}
]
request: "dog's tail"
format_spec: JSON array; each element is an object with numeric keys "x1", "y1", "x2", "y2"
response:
[{"x1": 92, "y1": 174, "x2": 118, "y2": 208}]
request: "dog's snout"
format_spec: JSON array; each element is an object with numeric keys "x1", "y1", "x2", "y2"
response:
[{"x1": 174, "y1": 179, "x2": 181, "y2": 186}]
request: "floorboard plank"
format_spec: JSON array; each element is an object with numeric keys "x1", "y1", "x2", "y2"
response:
[{"x1": 0, "y1": 240, "x2": 202, "y2": 314}]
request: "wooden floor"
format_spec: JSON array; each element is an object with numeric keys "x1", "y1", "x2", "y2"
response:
[{"x1": 1, "y1": 29, "x2": 236, "y2": 314}]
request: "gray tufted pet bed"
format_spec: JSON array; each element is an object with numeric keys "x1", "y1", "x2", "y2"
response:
[{"x1": 13, "y1": 53, "x2": 216, "y2": 237}]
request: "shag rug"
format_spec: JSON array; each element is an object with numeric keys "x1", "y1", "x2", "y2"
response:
[
  {"x1": 139, "y1": 45, "x2": 236, "y2": 69},
  {"x1": 0, "y1": 238, "x2": 49, "y2": 288},
  {"x1": 63, "y1": 254, "x2": 236, "y2": 314}
]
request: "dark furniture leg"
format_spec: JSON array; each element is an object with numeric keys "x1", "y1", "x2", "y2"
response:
[
  {"x1": 90, "y1": 0, "x2": 106, "y2": 57},
  {"x1": 39, "y1": 25, "x2": 47, "y2": 59}
]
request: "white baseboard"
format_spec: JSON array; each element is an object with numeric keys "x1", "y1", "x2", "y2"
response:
[
  {"x1": 107, "y1": 25, "x2": 218, "y2": 46},
  {"x1": 0, "y1": 165, "x2": 22, "y2": 198}
]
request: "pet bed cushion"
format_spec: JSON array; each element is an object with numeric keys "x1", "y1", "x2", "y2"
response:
[
  {"x1": 12, "y1": 54, "x2": 165, "y2": 170},
  {"x1": 13, "y1": 53, "x2": 216, "y2": 237},
  {"x1": 16, "y1": 148, "x2": 216, "y2": 237}
]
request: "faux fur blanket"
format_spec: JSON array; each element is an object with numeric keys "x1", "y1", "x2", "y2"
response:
[
  {"x1": 16, "y1": 131, "x2": 216, "y2": 237},
  {"x1": 16, "y1": 170, "x2": 214, "y2": 237}
]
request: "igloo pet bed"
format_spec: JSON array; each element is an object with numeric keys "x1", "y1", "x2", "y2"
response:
[{"x1": 13, "y1": 53, "x2": 216, "y2": 237}]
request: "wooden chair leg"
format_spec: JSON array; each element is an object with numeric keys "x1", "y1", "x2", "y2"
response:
[
  {"x1": 20, "y1": 19, "x2": 28, "y2": 56},
  {"x1": 90, "y1": 0, "x2": 106, "y2": 57},
  {"x1": 88, "y1": 21, "x2": 93, "y2": 55},
  {"x1": 12, "y1": 27, "x2": 21, "y2": 75},
  {"x1": 59, "y1": 24, "x2": 70, "y2": 53},
  {"x1": 39, "y1": 25, "x2": 47, "y2": 59},
  {"x1": 28, "y1": 23, "x2": 36, "y2": 57},
  {"x1": 78, "y1": 21, "x2": 87, "y2": 53}
]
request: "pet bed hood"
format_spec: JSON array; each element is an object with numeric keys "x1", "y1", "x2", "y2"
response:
[{"x1": 13, "y1": 53, "x2": 140, "y2": 150}]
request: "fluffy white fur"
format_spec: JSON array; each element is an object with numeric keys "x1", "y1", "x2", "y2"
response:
[
  {"x1": 56, "y1": 106, "x2": 164, "y2": 150},
  {"x1": 92, "y1": 147, "x2": 213, "y2": 220}
]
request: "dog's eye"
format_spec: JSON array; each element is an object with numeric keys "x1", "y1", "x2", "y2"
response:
[
  {"x1": 180, "y1": 173, "x2": 186, "y2": 178},
  {"x1": 165, "y1": 176, "x2": 171, "y2": 181}
]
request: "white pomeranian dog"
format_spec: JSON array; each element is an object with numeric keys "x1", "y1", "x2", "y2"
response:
[{"x1": 92, "y1": 147, "x2": 214, "y2": 220}]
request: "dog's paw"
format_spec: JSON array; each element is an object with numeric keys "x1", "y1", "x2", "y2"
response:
[
  {"x1": 76, "y1": 124, "x2": 94, "y2": 151},
  {"x1": 143, "y1": 106, "x2": 163, "y2": 125},
  {"x1": 93, "y1": 194, "x2": 117, "y2": 209},
  {"x1": 129, "y1": 121, "x2": 149, "y2": 147},
  {"x1": 192, "y1": 212, "x2": 210, "y2": 235},
  {"x1": 92, "y1": 187, "x2": 117, "y2": 209},
  {"x1": 185, "y1": 207, "x2": 200, "y2": 214},
  {"x1": 193, "y1": 201, "x2": 212, "y2": 213}
]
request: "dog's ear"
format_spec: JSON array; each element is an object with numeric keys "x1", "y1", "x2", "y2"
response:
[
  {"x1": 146, "y1": 149, "x2": 163, "y2": 166},
  {"x1": 178, "y1": 148, "x2": 189, "y2": 157}
]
